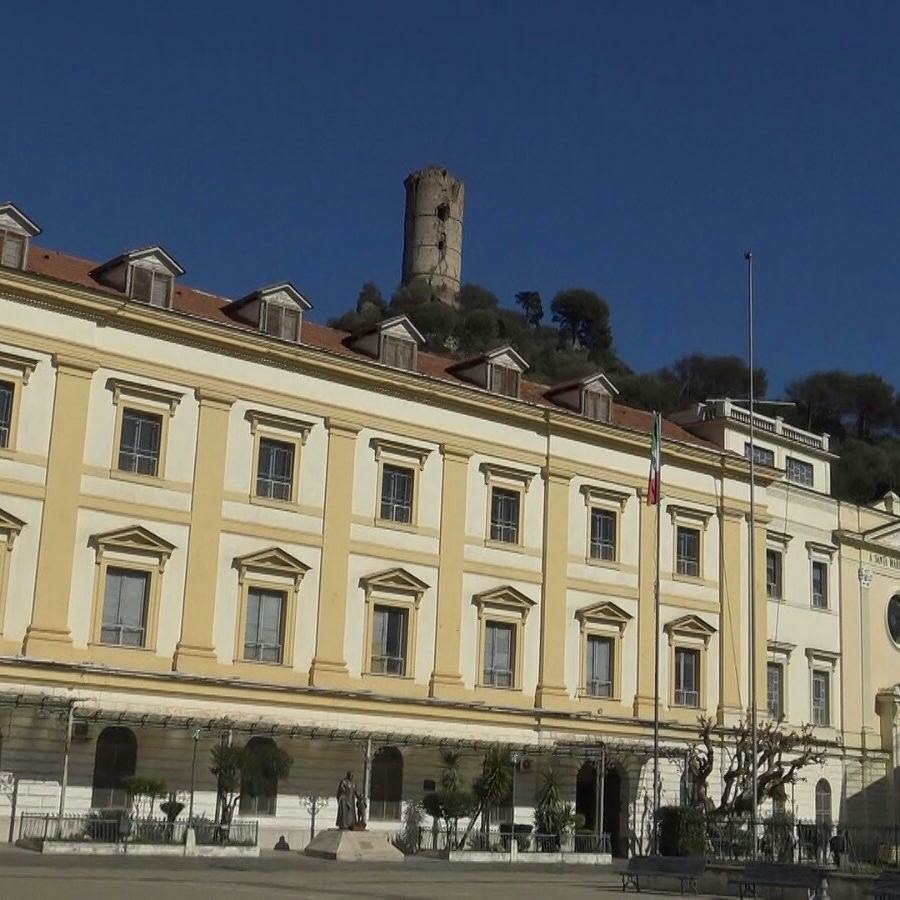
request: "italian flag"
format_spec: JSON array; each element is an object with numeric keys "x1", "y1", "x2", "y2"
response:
[{"x1": 647, "y1": 412, "x2": 661, "y2": 505}]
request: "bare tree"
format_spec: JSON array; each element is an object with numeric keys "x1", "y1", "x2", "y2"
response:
[{"x1": 686, "y1": 715, "x2": 828, "y2": 817}]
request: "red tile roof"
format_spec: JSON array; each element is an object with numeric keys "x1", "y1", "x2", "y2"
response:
[{"x1": 24, "y1": 247, "x2": 716, "y2": 451}]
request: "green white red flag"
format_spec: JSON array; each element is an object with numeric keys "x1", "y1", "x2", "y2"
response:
[{"x1": 647, "y1": 412, "x2": 661, "y2": 505}]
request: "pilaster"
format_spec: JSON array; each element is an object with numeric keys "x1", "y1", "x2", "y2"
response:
[
  {"x1": 173, "y1": 389, "x2": 234, "y2": 674},
  {"x1": 24, "y1": 355, "x2": 97, "y2": 658},
  {"x1": 308, "y1": 419, "x2": 360, "y2": 688},
  {"x1": 534, "y1": 466, "x2": 574, "y2": 710},
  {"x1": 429, "y1": 445, "x2": 470, "y2": 699},
  {"x1": 717, "y1": 506, "x2": 744, "y2": 724}
]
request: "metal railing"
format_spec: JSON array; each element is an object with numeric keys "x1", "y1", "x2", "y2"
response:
[
  {"x1": 19, "y1": 813, "x2": 258, "y2": 848},
  {"x1": 705, "y1": 819, "x2": 900, "y2": 871},
  {"x1": 417, "y1": 826, "x2": 611, "y2": 856}
]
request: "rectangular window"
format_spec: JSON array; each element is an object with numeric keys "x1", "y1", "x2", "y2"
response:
[
  {"x1": 583, "y1": 390, "x2": 610, "y2": 422},
  {"x1": 243, "y1": 587, "x2": 286, "y2": 663},
  {"x1": 490, "y1": 487, "x2": 520, "y2": 543},
  {"x1": 483, "y1": 621, "x2": 515, "y2": 687},
  {"x1": 766, "y1": 549, "x2": 783, "y2": 599},
  {"x1": 380, "y1": 464, "x2": 414, "y2": 523},
  {"x1": 811, "y1": 560, "x2": 828, "y2": 609},
  {"x1": 786, "y1": 457, "x2": 814, "y2": 487},
  {"x1": 118, "y1": 409, "x2": 162, "y2": 476},
  {"x1": 674, "y1": 647, "x2": 700, "y2": 707},
  {"x1": 130, "y1": 267, "x2": 172, "y2": 308},
  {"x1": 370, "y1": 605, "x2": 408, "y2": 675},
  {"x1": 100, "y1": 567, "x2": 149, "y2": 647},
  {"x1": 489, "y1": 365, "x2": 519, "y2": 398},
  {"x1": 0, "y1": 380, "x2": 12, "y2": 448},
  {"x1": 812, "y1": 670, "x2": 830, "y2": 725},
  {"x1": 589, "y1": 508, "x2": 617, "y2": 561},
  {"x1": 767, "y1": 662, "x2": 784, "y2": 720},
  {"x1": 381, "y1": 335, "x2": 416, "y2": 370},
  {"x1": 586, "y1": 635, "x2": 614, "y2": 698},
  {"x1": 744, "y1": 442, "x2": 775, "y2": 467},
  {"x1": 262, "y1": 303, "x2": 299, "y2": 341},
  {"x1": 0, "y1": 230, "x2": 25, "y2": 269},
  {"x1": 676, "y1": 526, "x2": 701, "y2": 577},
  {"x1": 256, "y1": 437, "x2": 295, "y2": 501}
]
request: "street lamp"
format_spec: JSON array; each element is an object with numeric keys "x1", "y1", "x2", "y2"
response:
[
  {"x1": 510, "y1": 752, "x2": 520, "y2": 832},
  {"x1": 188, "y1": 728, "x2": 201, "y2": 825}
]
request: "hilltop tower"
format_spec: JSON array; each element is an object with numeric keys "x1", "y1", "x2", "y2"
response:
[{"x1": 401, "y1": 166, "x2": 464, "y2": 305}]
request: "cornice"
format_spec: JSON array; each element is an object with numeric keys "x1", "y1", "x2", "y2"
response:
[{"x1": 1, "y1": 270, "x2": 774, "y2": 482}]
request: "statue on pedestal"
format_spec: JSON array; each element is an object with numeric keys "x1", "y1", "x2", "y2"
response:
[{"x1": 336, "y1": 771, "x2": 365, "y2": 830}]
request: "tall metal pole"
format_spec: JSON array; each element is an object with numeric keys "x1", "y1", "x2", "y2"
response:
[
  {"x1": 745, "y1": 251, "x2": 759, "y2": 859},
  {"x1": 188, "y1": 728, "x2": 200, "y2": 824},
  {"x1": 58, "y1": 702, "x2": 75, "y2": 818},
  {"x1": 652, "y1": 411, "x2": 662, "y2": 855}
]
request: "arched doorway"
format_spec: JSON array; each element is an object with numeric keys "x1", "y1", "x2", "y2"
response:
[
  {"x1": 575, "y1": 761, "x2": 598, "y2": 831},
  {"x1": 91, "y1": 726, "x2": 137, "y2": 809},
  {"x1": 815, "y1": 778, "x2": 832, "y2": 825},
  {"x1": 603, "y1": 767, "x2": 624, "y2": 856},
  {"x1": 370, "y1": 746, "x2": 403, "y2": 821}
]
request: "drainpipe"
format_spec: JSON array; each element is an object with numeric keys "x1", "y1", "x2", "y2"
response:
[{"x1": 58, "y1": 702, "x2": 75, "y2": 818}]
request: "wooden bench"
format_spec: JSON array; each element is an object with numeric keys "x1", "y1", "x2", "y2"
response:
[
  {"x1": 621, "y1": 856, "x2": 706, "y2": 894},
  {"x1": 729, "y1": 862, "x2": 822, "y2": 900},
  {"x1": 866, "y1": 872, "x2": 900, "y2": 900}
]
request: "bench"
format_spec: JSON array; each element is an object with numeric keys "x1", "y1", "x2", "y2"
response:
[
  {"x1": 866, "y1": 872, "x2": 900, "y2": 900},
  {"x1": 729, "y1": 862, "x2": 822, "y2": 900},
  {"x1": 621, "y1": 856, "x2": 706, "y2": 894}
]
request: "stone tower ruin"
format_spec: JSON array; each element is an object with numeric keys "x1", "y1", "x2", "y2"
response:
[{"x1": 401, "y1": 166, "x2": 464, "y2": 305}]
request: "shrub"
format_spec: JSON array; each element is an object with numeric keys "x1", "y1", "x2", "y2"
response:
[{"x1": 657, "y1": 806, "x2": 706, "y2": 857}]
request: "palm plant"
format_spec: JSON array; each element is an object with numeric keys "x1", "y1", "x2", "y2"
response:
[{"x1": 460, "y1": 744, "x2": 513, "y2": 846}]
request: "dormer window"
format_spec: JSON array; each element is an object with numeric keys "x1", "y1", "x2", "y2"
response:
[
  {"x1": 489, "y1": 364, "x2": 520, "y2": 398},
  {"x1": 381, "y1": 334, "x2": 416, "y2": 370},
  {"x1": 450, "y1": 346, "x2": 529, "y2": 398},
  {"x1": 0, "y1": 202, "x2": 41, "y2": 271},
  {"x1": 130, "y1": 267, "x2": 173, "y2": 307},
  {"x1": 347, "y1": 316, "x2": 424, "y2": 371},
  {"x1": 546, "y1": 372, "x2": 618, "y2": 422},
  {"x1": 93, "y1": 246, "x2": 184, "y2": 310},
  {"x1": 226, "y1": 283, "x2": 312, "y2": 344},
  {"x1": 262, "y1": 302, "x2": 300, "y2": 341}
]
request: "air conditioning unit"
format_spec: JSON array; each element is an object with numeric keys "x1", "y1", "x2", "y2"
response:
[{"x1": 71, "y1": 722, "x2": 90, "y2": 742}]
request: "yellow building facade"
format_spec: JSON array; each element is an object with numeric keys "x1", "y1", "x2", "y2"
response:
[{"x1": 0, "y1": 202, "x2": 896, "y2": 849}]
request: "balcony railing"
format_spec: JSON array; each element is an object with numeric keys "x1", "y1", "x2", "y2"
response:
[{"x1": 700, "y1": 400, "x2": 830, "y2": 452}]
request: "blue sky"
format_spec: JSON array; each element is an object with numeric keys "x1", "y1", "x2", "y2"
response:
[{"x1": 6, "y1": 2, "x2": 900, "y2": 393}]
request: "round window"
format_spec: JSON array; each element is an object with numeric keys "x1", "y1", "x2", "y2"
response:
[{"x1": 889, "y1": 595, "x2": 900, "y2": 646}]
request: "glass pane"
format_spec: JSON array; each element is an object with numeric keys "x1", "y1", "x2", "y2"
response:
[
  {"x1": 484, "y1": 622, "x2": 514, "y2": 686},
  {"x1": 490, "y1": 488, "x2": 519, "y2": 543},
  {"x1": 381, "y1": 465, "x2": 413, "y2": 523},
  {"x1": 587, "y1": 636, "x2": 612, "y2": 696},
  {"x1": 0, "y1": 381, "x2": 13, "y2": 447}
]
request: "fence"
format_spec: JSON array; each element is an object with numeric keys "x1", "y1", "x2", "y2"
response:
[
  {"x1": 416, "y1": 826, "x2": 611, "y2": 856},
  {"x1": 18, "y1": 813, "x2": 258, "y2": 849},
  {"x1": 705, "y1": 819, "x2": 900, "y2": 872}
]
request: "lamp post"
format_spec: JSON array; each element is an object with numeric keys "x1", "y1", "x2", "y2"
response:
[
  {"x1": 510, "y1": 752, "x2": 520, "y2": 833},
  {"x1": 188, "y1": 728, "x2": 201, "y2": 825}
]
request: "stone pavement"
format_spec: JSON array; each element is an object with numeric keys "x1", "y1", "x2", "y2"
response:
[{"x1": 0, "y1": 847, "x2": 726, "y2": 899}]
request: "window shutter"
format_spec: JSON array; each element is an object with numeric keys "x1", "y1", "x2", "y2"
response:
[
  {"x1": 150, "y1": 273, "x2": 171, "y2": 307},
  {"x1": 0, "y1": 232, "x2": 25, "y2": 269},
  {"x1": 131, "y1": 267, "x2": 153, "y2": 302}
]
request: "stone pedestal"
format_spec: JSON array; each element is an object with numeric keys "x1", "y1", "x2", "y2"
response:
[{"x1": 304, "y1": 829, "x2": 404, "y2": 862}]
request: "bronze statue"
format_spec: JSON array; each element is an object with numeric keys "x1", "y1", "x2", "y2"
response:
[{"x1": 336, "y1": 771, "x2": 360, "y2": 830}]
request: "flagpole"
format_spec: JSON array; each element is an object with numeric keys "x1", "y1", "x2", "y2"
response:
[
  {"x1": 652, "y1": 411, "x2": 661, "y2": 855},
  {"x1": 745, "y1": 251, "x2": 759, "y2": 859}
]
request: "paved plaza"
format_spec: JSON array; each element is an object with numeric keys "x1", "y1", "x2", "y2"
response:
[{"x1": 0, "y1": 848, "x2": 724, "y2": 899}]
